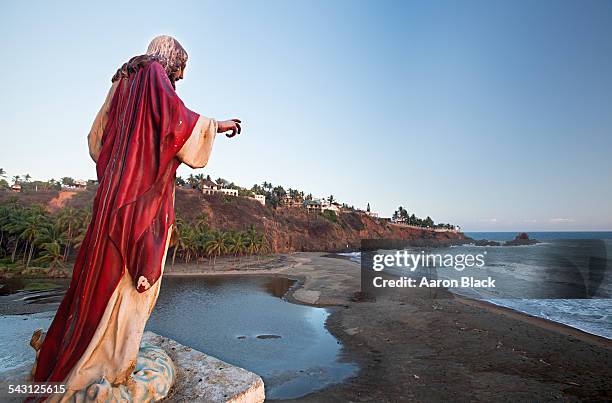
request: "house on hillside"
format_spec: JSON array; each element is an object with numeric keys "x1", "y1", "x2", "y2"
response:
[
  {"x1": 74, "y1": 179, "x2": 87, "y2": 190},
  {"x1": 200, "y1": 178, "x2": 239, "y2": 197},
  {"x1": 321, "y1": 202, "x2": 340, "y2": 213},
  {"x1": 324, "y1": 202, "x2": 341, "y2": 213},
  {"x1": 201, "y1": 179, "x2": 220, "y2": 194},
  {"x1": 251, "y1": 194, "x2": 266, "y2": 205},
  {"x1": 10, "y1": 183, "x2": 21, "y2": 192},
  {"x1": 303, "y1": 199, "x2": 323, "y2": 212},
  {"x1": 281, "y1": 195, "x2": 302, "y2": 208},
  {"x1": 218, "y1": 188, "x2": 238, "y2": 196}
]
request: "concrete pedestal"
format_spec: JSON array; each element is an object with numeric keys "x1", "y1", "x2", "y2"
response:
[
  {"x1": 0, "y1": 331, "x2": 265, "y2": 403},
  {"x1": 142, "y1": 332, "x2": 265, "y2": 403}
]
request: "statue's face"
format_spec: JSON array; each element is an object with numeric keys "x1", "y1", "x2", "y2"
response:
[{"x1": 172, "y1": 63, "x2": 185, "y2": 83}]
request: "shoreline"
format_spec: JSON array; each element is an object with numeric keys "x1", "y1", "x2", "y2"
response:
[
  {"x1": 162, "y1": 253, "x2": 611, "y2": 345},
  {"x1": 169, "y1": 253, "x2": 611, "y2": 347},
  {"x1": 273, "y1": 253, "x2": 611, "y2": 402},
  {"x1": 2, "y1": 252, "x2": 611, "y2": 400},
  {"x1": 454, "y1": 294, "x2": 612, "y2": 349},
  {"x1": 7, "y1": 252, "x2": 609, "y2": 345},
  {"x1": 163, "y1": 253, "x2": 612, "y2": 401}
]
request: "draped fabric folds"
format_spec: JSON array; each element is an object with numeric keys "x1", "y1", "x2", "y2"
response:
[{"x1": 34, "y1": 60, "x2": 199, "y2": 384}]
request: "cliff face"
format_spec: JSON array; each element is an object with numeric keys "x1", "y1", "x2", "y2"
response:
[
  {"x1": 173, "y1": 189, "x2": 469, "y2": 252},
  {"x1": 1, "y1": 188, "x2": 469, "y2": 253}
]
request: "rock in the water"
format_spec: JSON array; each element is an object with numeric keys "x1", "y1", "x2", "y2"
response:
[
  {"x1": 504, "y1": 232, "x2": 540, "y2": 246},
  {"x1": 474, "y1": 239, "x2": 501, "y2": 246},
  {"x1": 256, "y1": 334, "x2": 282, "y2": 339}
]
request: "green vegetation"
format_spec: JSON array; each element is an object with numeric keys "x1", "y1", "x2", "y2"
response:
[
  {"x1": 0, "y1": 199, "x2": 86, "y2": 271},
  {"x1": 171, "y1": 218, "x2": 269, "y2": 268},
  {"x1": 392, "y1": 206, "x2": 456, "y2": 230},
  {"x1": 0, "y1": 168, "x2": 8, "y2": 190},
  {"x1": 23, "y1": 282, "x2": 61, "y2": 291},
  {"x1": 0, "y1": 168, "x2": 71, "y2": 192},
  {"x1": 0, "y1": 168, "x2": 459, "y2": 278},
  {"x1": 0, "y1": 197, "x2": 270, "y2": 276},
  {"x1": 321, "y1": 210, "x2": 338, "y2": 223},
  {"x1": 177, "y1": 174, "x2": 318, "y2": 210}
]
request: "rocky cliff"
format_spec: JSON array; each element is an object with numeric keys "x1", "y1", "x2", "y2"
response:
[
  {"x1": 172, "y1": 189, "x2": 469, "y2": 252},
  {"x1": 1, "y1": 188, "x2": 470, "y2": 253}
]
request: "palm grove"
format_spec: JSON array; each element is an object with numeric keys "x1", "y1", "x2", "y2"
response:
[{"x1": 0, "y1": 174, "x2": 270, "y2": 275}]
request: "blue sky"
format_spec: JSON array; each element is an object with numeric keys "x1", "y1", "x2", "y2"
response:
[{"x1": 1, "y1": 0, "x2": 611, "y2": 231}]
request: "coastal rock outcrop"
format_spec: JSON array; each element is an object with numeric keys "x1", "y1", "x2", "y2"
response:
[
  {"x1": 474, "y1": 239, "x2": 501, "y2": 246},
  {"x1": 504, "y1": 232, "x2": 540, "y2": 246}
]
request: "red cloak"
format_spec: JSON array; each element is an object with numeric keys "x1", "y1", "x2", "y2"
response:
[{"x1": 33, "y1": 61, "x2": 199, "y2": 384}]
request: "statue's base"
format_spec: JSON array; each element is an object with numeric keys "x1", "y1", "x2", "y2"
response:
[
  {"x1": 141, "y1": 331, "x2": 265, "y2": 403},
  {"x1": 0, "y1": 331, "x2": 265, "y2": 403}
]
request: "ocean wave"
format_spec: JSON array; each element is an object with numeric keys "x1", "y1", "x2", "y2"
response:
[
  {"x1": 335, "y1": 248, "x2": 611, "y2": 339},
  {"x1": 485, "y1": 298, "x2": 612, "y2": 340}
]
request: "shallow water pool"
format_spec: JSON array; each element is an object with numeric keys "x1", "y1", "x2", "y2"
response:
[{"x1": 147, "y1": 275, "x2": 357, "y2": 400}]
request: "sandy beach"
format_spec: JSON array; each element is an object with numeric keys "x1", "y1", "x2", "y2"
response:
[
  {"x1": 161, "y1": 252, "x2": 612, "y2": 401},
  {"x1": 278, "y1": 253, "x2": 612, "y2": 402},
  {"x1": 3, "y1": 253, "x2": 611, "y2": 401},
  {"x1": 173, "y1": 252, "x2": 612, "y2": 402}
]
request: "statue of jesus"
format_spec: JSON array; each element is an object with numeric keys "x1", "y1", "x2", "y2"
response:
[{"x1": 30, "y1": 35, "x2": 242, "y2": 399}]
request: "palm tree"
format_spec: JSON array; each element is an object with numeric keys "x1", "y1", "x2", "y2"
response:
[
  {"x1": 194, "y1": 213, "x2": 209, "y2": 232},
  {"x1": 170, "y1": 224, "x2": 184, "y2": 268},
  {"x1": 186, "y1": 174, "x2": 198, "y2": 189},
  {"x1": 194, "y1": 227, "x2": 212, "y2": 260},
  {"x1": 61, "y1": 177, "x2": 75, "y2": 187},
  {"x1": 227, "y1": 232, "x2": 246, "y2": 263},
  {"x1": 0, "y1": 168, "x2": 6, "y2": 179},
  {"x1": 194, "y1": 174, "x2": 206, "y2": 191},
  {"x1": 243, "y1": 224, "x2": 259, "y2": 259},
  {"x1": 19, "y1": 213, "x2": 47, "y2": 268},
  {"x1": 181, "y1": 227, "x2": 198, "y2": 263},
  {"x1": 254, "y1": 233, "x2": 270, "y2": 261},
  {"x1": 0, "y1": 205, "x2": 10, "y2": 256},
  {"x1": 2, "y1": 205, "x2": 29, "y2": 262},
  {"x1": 205, "y1": 230, "x2": 228, "y2": 268},
  {"x1": 69, "y1": 208, "x2": 91, "y2": 251},
  {"x1": 57, "y1": 207, "x2": 81, "y2": 260},
  {"x1": 35, "y1": 240, "x2": 65, "y2": 269}
]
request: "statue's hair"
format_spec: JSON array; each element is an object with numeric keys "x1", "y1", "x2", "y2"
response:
[{"x1": 112, "y1": 35, "x2": 188, "y2": 87}]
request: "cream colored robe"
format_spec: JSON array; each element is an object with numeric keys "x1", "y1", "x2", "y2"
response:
[{"x1": 47, "y1": 81, "x2": 217, "y2": 401}]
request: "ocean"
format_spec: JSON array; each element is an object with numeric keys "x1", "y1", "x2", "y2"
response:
[{"x1": 343, "y1": 231, "x2": 612, "y2": 339}]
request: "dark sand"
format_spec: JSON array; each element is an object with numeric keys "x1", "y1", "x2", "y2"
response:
[
  {"x1": 274, "y1": 253, "x2": 612, "y2": 402},
  {"x1": 3, "y1": 253, "x2": 611, "y2": 401}
]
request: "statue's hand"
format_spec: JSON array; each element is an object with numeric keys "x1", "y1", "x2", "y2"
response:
[{"x1": 217, "y1": 119, "x2": 242, "y2": 138}]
